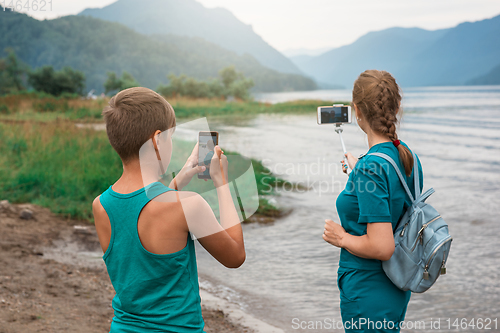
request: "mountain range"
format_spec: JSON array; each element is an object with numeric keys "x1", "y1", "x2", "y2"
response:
[
  {"x1": 78, "y1": 0, "x2": 302, "y2": 76},
  {"x1": 1, "y1": 0, "x2": 498, "y2": 93},
  {"x1": 467, "y1": 63, "x2": 500, "y2": 85},
  {"x1": 291, "y1": 14, "x2": 500, "y2": 88},
  {"x1": 0, "y1": 5, "x2": 316, "y2": 93}
]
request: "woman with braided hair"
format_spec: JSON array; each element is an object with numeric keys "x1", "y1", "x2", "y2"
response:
[{"x1": 323, "y1": 70, "x2": 423, "y2": 332}]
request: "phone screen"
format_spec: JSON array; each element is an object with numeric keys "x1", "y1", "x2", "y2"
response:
[
  {"x1": 198, "y1": 131, "x2": 218, "y2": 179},
  {"x1": 318, "y1": 106, "x2": 350, "y2": 124}
]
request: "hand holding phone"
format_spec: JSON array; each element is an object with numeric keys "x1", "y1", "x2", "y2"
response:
[
  {"x1": 198, "y1": 131, "x2": 219, "y2": 179},
  {"x1": 209, "y1": 146, "x2": 228, "y2": 187},
  {"x1": 169, "y1": 143, "x2": 206, "y2": 190}
]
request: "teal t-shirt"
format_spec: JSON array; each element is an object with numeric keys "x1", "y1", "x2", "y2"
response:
[{"x1": 336, "y1": 141, "x2": 423, "y2": 271}]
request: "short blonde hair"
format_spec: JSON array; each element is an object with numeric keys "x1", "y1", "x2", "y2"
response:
[{"x1": 103, "y1": 87, "x2": 176, "y2": 163}]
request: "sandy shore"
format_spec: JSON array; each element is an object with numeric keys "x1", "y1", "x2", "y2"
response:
[{"x1": 0, "y1": 201, "x2": 282, "y2": 333}]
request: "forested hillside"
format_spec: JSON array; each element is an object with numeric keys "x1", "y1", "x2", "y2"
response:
[
  {"x1": 79, "y1": 0, "x2": 302, "y2": 75},
  {"x1": 0, "y1": 8, "x2": 316, "y2": 93}
]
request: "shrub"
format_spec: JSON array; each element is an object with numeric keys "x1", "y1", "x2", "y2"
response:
[{"x1": 28, "y1": 66, "x2": 86, "y2": 96}]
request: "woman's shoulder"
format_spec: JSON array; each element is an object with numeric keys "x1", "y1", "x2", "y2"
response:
[
  {"x1": 354, "y1": 153, "x2": 390, "y2": 181},
  {"x1": 363, "y1": 141, "x2": 416, "y2": 162},
  {"x1": 356, "y1": 141, "x2": 422, "y2": 182},
  {"x1": 355, "y1": 141, "x2": 414, "y2": 176},
  {"x1": 356, "y1": 143, "x2": 393, "y2": 168}
]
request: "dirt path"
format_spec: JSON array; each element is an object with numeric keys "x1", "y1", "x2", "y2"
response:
[{"x1": 0, "y1": 202, "x2": 251, "y2": 333}]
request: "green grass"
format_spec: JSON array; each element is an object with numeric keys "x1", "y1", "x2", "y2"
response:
[
  {"x1": 0, "y1": 93, "x2": 331, "y2": 221},
  {"x1": 170, "y1": 98, "x2": 349, "y2": 119},
  {"x1": 0, "y1": 121, "x2": 286, "y2": 221},
  {"x1": 0, "y1": 122, "x2": 122, "y2": 220},
  {"x1": 0, "y1": 92, "x2": 348, "y2": 122},
  {"x1": 0, "y1": 91, "x2": 106, "y2": 122}
]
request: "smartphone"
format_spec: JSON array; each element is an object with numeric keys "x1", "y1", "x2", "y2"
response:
[
  {"x1": 317, "y1": 105, "x2": 351, "y2": 124},
  {"x1": 198, "y1": 131, "x2": 219, "y2": 179}
]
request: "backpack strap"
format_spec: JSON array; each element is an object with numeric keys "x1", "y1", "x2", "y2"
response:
[
  {"x1": 412, "y1": 151, "x2": 421, "y2": 200},
  {"x1": 368, "y1": 152, "x2": 415, "y2": 203}
]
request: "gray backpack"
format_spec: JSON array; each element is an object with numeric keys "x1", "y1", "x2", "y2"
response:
[{"x1": 369, "y1": 152, "x2": 452, "y2": 293}]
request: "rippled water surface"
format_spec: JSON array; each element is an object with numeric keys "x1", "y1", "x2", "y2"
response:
[{"x1": 196, "y1": 86, "x2": 500, "y2": 332}]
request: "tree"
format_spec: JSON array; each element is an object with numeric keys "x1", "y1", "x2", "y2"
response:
[
  {"x1": 0, "y1": 49, "x2": 28, "y2": 95},
  {"x1": 229, "y1": 77, "x2": 254, "y2": 100},
  {"x1": 104, "y1": 71, "x2": 139, "y2": 94},
  {"x1": 28, "y1": 66, "x2": 86, "y2": 96},
  {"x1": 218, "y1": 66, "x2": 254, "y2": 99},
  {"x1": 220, "y1": 66, "x2": 239, "y2": 90},
  {"x1": 157, "y1": 66, "x2": 254, "y2": 100},
  {"x1": 158, "y1": 74, "x2": 223, "y2": 98},
  {"x1": 55, "y1": 67, "x2": 86, "y2": 95}
]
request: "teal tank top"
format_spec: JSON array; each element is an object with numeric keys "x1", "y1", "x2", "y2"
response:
[
  {"x1": 336, "y1": 142, "x2": 423, "y2": 271},
  {"x1": 99, "y1": 182, "x2": 205, "y2": 333}
]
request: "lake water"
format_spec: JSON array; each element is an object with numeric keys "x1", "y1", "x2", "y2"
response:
[{"x1": 196, "y1": 86, "x2": 500, "y2": 332}]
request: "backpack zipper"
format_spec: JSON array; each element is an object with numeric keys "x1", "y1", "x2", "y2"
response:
[
  {"x1": 440, "y1": 251, "x2": 447, "y2": 275},
  {"x1": 399, "y1": 222, "x2": 410, "y2": 236},
  {"x1": 418, "y1": 215, "x2": 441, "y2": 235},
  {"x1": 422, "y1": 236, "x2": 452, "y2": 280},
  {"x1": 410, "y1": 215, "x2": 442, "y2": 251}
]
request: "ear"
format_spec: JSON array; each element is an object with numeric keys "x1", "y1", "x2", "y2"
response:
[
  {"x1": 352, "y1": 103, "x2": 360, "y2": 119},
  {"x1": 151, "y1": 130, "x2": 162, "y2": 160}
]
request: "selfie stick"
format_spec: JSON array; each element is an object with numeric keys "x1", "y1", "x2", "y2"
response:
[{"x1": 335, "y1": 124, "x2": 351, "y2": 175}]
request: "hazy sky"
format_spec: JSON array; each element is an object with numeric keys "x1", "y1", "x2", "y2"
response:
[{"x1": 15, "y1": 0, "x2": 500, "y2": 53}]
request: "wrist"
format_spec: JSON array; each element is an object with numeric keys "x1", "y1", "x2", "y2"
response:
[
  {"x1": 215, "y1": 182, "x2": 230, "y2": 193},
  {"x1": 340, "y1": 231, "x2": 351, "y2": 250},
  {"x1": 170, "y1": 172, "x2": 184, "y2": 190},
  {"x1": 212, "y1": 174, "x2": 227, "y2": 188}
]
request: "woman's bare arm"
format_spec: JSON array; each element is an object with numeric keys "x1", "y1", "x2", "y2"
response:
[{"x1": 323, "y1": 220, "x2": 394, "y2": 261}]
